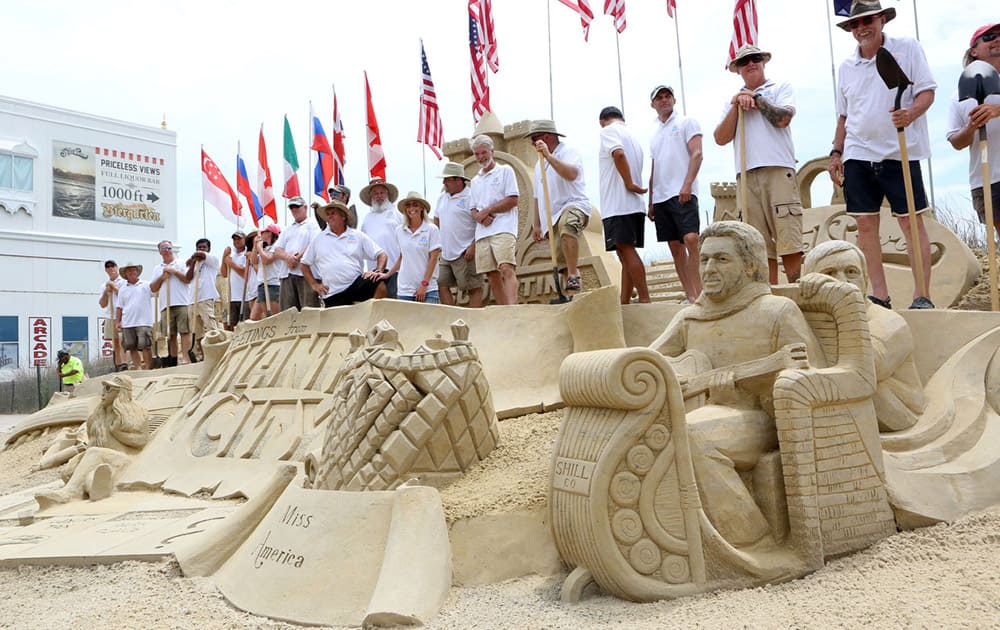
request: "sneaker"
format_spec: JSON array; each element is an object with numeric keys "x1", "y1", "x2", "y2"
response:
[
  {"x1": 115, "y1": 363, "x2": 129, "y2": 372},
  {"x1": 909, "y1": 296, "x2": 935, "y2": 310},
  {"x1": 565, "y1": 275, "x2": 582, "y2": 292},
  {"x1": 867, "y1": 295, "x2": 892, "y2": 309}
]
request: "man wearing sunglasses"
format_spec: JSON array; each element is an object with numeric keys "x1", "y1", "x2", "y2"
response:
[
  {"x1": 714, "y1": 44, "x2": 803, "y2": 285},
  {"x1": 947, "y1": 23, "x2": 1000, "y2": 243},
  {"x1": 828, "y1": 0, "x2": 937, "y2": 310}
]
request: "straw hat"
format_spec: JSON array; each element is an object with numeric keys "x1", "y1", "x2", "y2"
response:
[
  {"x1": 315, "y1": 200, "x2": 358, "y2": 230},
  {"x1": 439, "y1": 162, "x2": 471, "y2": 182},
  {"x1": 836, "y1": 1, "x2": 896, "y2": 31},
  {"x1": 359, "y1": 177, "x2": 399, "y2": 206},
  {"x1": 120, "y1": 261, "x2": 143, "y2": 276},
  {"x1": 728, "y1": 45, "x2": 772, "y2": 73},
  {"x1": 523, "y1": 119, "x2": 565, "y2": 138},
  {"x1": 396, "y1": 191, "x2": 431, "y2": 217}
]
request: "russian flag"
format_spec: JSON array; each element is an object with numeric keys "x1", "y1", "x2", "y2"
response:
[
  {"x1": 310, "y1": 102, "x2": 334, "y2": 202},
  {"x1": 236, "y1": 147, "x2": 263, "y2": 227}
]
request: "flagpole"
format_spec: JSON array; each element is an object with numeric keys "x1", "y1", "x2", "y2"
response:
[
  {"x1": 200, "y1": 144, "x2": 207, "y2": 236},
  {"x1": 672, "y1": 7, "x2": 687, "y2": 115},
  {"x1": 421, "y1": 148, "x2": 427, "y2": 199},
  {"x1": 307, "y1": 102, "x2": 313, "y2": 208},
  {"x1": 825, "y1": 0, "x2": 838, "y2": 113},
  {"x1": 909, "y1": 0, "x2": 936, "y2": 210},
  {"x1": 614, "y1": 31, "x2": 625, "y2": 113},
  {"x1": 546, "y1": 0, "x2": 554, "y2": 119}
]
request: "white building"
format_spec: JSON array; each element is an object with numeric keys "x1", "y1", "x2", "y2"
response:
[{"x1": 0, "y1": 95, "x2": 177, "y2": 371}]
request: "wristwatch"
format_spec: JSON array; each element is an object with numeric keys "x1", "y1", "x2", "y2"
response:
[
  {"x1": 420, "y1": 280, "x2": 429, "y2": 287},
  {"x1": 829, "y1": 149, "x2": 843, "y2": 157}
]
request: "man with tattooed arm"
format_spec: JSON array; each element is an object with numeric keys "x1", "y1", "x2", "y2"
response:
[{"x1": 714, "y1": 45, "x2": 804, "y2": 284}]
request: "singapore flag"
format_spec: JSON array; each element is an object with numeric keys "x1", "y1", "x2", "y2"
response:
[{"x1": 201, "y1": 148, "x2": 242, "y2": 226}]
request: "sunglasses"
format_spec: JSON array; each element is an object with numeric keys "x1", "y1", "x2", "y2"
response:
[
  {"x1": 159, "y1": 246, "x2": 172, "y2": 252},
  {"x1": 978, "y1": 32, "x2": 1000, "y2": 44},
  {"x1": 530, "y1": 134, "x2": 546, "y2": 141},
  {"x1": 735, "y1": 53, "x2": 765, "y2": 67},
  {"x1": 845, "y1": 15, "x2": 879, "y2": 30}
]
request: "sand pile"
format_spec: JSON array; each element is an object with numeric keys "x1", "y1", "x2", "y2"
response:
[{"x1": 2, "y1": 421, "x2": 999, "y2": 629}]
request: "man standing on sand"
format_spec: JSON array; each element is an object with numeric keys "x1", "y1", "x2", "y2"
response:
[
  {"x1": 57, "y1": 349, "x2": 86, "y2": 394},
  {"x1": 434, "y1": 162, "x2": 484, "y2": 307},
  {"x1": 273, "y1": 196, "x2": 320, "y2": 311},
  {"x1": 649, "y1": 86, "x2": 704, "y2": 301},
  {"x1": 186, "y1": 238, "x2": 221, "y2": 361},
  {"x1": 359, "y1": 178, "x2": 403, "y2": 299},
  {"x1": 947, "y1": 23, "x2": 1000, "y2": 243},
  {"x1": 150, "y1": 240, "x2": 193, "y2": 366},
  {"x1": 828, "y1": 0, "x2": 936, "y2": 310},
  {"x1": 714, "y1": 45, "x2": 804, "y2": 285},
  {"x1": 98, "y1": 260, "x2": 127, "y2": 371},
  {"x1": 528, "y1": 119, "x2": 592, "y2": 294},
  {"x1": 470, "y1": 135, "x2": 520, "y2": 305},
  {"x1": 598, "y1": 106, "x2": 650, "y2": 304},
  {"x1": 222, "y1": 230, "x2": 252, "y2": 329},
  {"x1": 115, "y1": 262, "x2": 154, "y2": 371}
]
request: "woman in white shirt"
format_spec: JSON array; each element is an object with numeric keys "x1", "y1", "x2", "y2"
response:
[{"x1": 387, "y1": 191, "x2": 442, "y2": 303}]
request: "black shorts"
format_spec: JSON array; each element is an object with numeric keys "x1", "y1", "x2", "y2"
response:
[
  {"x1": 972, "y1": 181, "x2": 1000, "y2": 225},
  {"x1": 603, "y1": 213, "x2": 645, "y2": 251},
  {"x1": 228, "y1": 301, "x2": 251, "y2": 325},
  {"x1": 844, "y1": 159, "x2": 929, "y2": 217},
  {"x1": 652, "y1": 196, "x2": 700, "y2": 242},
  {"x1": 323, "y1": 275, "x2": 385, "y2": 307}
]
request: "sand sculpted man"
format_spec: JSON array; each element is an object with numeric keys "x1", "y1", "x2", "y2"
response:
[
  {"x1": 650, "y1": 222, "x2": 821, "y2": 546},
  {"x1": 801, "y1": 240, "x2": 924, "y2": 431},
  {"x1": 36, "y1": 374, "x2": 150, "y2": 506}
]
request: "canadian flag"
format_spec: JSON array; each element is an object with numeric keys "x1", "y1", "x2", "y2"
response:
[
  {"x1": 257, "y1": 126, "x2": 278, "y2": 223},
  {"x1": 201, "y1": 148, "x2": 241, "y2": 226},
  {"x1": 365, "y1": 72, "x2": 387, "y2": 180}
]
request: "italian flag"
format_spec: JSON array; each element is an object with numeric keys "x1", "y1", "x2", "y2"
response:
[{"x1": 282, "y1": 115, "x2": 301, "y2": 198}]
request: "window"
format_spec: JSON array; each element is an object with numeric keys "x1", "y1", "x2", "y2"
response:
[
  {"x1": 62, "y1": 316, "x2": 89, "y2": 363},
  {"x1": 0, "y1": 316, "x2": 17, "y2": 370},
  {"x1": 0, "y1": 140, "x2": 36, "y2": 192}
]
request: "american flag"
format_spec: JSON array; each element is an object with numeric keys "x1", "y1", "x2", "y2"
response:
[
  {"x1": 332, "y1": 87, "x2": 346, "y2": 186},
  {"x1": 469, "y1": 8, "x2": 490, "y2": 122},
  {"x1": 469, "y1": 0, "x2": 498, "y2": 73},
  {"x1": 604, "y1": 0, "x2": 626, "y2": 33},
  {"x1": 556, "y1": 0, "x2": 594, "y2": 41},
  {"x1": 666, "y1": 0, "x2": 676, "y2": 18},
  {"x1": 726, "y1": 0, "x2": 758, "y2": 69},
  {"x1": 417, "y1": 40, "x2": 443, "y2": 160},
  {"x1": 833, "y1": 0, "x2": 852, "y2": 16}
]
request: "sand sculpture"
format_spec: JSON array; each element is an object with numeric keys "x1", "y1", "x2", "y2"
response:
[{"x1": 550, "y1": 226, "x2": 1000, "y2": 603}]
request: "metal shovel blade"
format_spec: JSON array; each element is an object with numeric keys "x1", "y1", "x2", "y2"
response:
[
  {"x1": 875, "y1": 47, "x2": 912, "y2": 91},
  {"x1": 959, "y1": 60, "x2": 1000, "y2": 104}
]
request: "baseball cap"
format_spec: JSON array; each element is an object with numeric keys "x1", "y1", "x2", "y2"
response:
[
  {"x1": 288, "y1": 196, "x2": 306, "y2": 207},
  {"x1": 650, "y1": 85, "x2": 674, "y2": 101},
  {"x1": 970, "y1": 23, "x2": 1000, "y2": 48}
]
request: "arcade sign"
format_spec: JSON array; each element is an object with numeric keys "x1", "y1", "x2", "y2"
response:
[{"x1": 31, "y1": 316, "x2": 51, "y2": 367}]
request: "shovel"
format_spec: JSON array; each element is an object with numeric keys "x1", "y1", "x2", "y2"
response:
[
  {"x1": 959, "y1": 59, "x2": 1000, "y2": 311},
  {"x1": 537, "y1": 153, "x2": 571, "y2": 304},
  {"x1": 738, "y1": 107, "x2": 748, "y2": 223},
  {"x1": 151, "y1": 292, "x2": 164, "y2": 369},
  {"x1": 876, "y1": 47, "x2": 928, "y2": 300}
]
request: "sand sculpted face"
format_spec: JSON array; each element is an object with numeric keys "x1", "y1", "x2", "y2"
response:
[{"x1": 699, "y1": 236, "x2": 749, "y2": 301}]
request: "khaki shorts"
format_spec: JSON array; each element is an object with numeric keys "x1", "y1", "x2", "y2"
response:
[
  {"x1": 739, "y1": 166, "x2": 803, "y2": 259},
  {"x1": 439, "y1": 255, "x2": 485, "y2": 291},
  {"x1": 475, "y1": 233, "x2": 517, "y2": 274},
  {"x1": 192, "y1": 299, "x2": 220, "y2": 337},
  {"x1": 123, "y1": 326, "x2": 152, "y2": 351},
  {"x1": 553, "y1": 206, "x2": 590, "y2": 240},
  {"x1": 159, "y1": 304, "x2": 191, "y2": 336}
]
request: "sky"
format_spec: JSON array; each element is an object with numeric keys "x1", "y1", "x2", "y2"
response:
[{"x1": 1, "y1": 0, "x2": 994, "y2": 261}]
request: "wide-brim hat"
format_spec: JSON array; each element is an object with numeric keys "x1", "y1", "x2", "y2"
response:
[
  {"x1": 438, "y1": 162, "x2": 470, "y2": 182},
  {"x1": 523, "y1": 119, "x2": 565, "y2": 138},
  {"x1": 359, "y1": 178, "x2": 399, "y2": 206},
  {"x1": 396, "y1": 191, "x2": 431, "y2": 217},
  {"x1": 120, "y1": 261, "x2": 143, "y2": 276},
  {"x1": 315, "y1": 200, "x2": 358, "y2": 230},
  {"x1": 728, "y1": 45, "x2": 772, "y2": 73},
  {"x1": 836, "y1": 1, "x2": 896, "y2": 31}
]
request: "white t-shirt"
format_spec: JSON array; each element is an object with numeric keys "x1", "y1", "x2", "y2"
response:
[
  {"x1": 192, "y1": 253, "x2": 220, "y2": 302},
  {"x1": 361, "y1": 207, "x2": 402, "y2": 270},
  {"x1": 255, "y1": 244, "x2": 283, "y2": 287},
  {"x1": 435, "y1": 186, "x2": 477, "y2": 261},
  {"x1": 273, "y1": 218, "x2": 321, "y2": 277},
  {"x1": 719, "y1": 79, "x2": 796, "y2": 171},
  {"x1": 152, "y1": 260, "x2": 193, "y2": 308},
  {"x1": 396, "y1": 221, "x2": 442, "y2": 297},
  {"x1": 837, "y1": 35, "x2": 936, "y2": 162},
  {"x1": 533, "y1": 142, "x2": 591, "y2": 236},
  {"x1": 301, "y1": 227, "x2": 384, "y2": 297},
  {"x1": 99, "y1": 277, "x2": 127, "y2": 317},
  {"x1": 598, "y1": 120, "x2": 645, "y2": 218},
  {"x1": 946, "y1": 92, "x2": 1000, "y2": 189},
  {"x1": 228, "y1": 250, "x2": 251, "y2": 301},
  {"x1": 118, "y1": 280, "x2": 154, "y2": 328},
  {"x1": 650, "y1": 113, "x2": 703, "y2": 203},
  {"x1": 471, "y1": 163, "x2": 520, "y2": 240}
]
